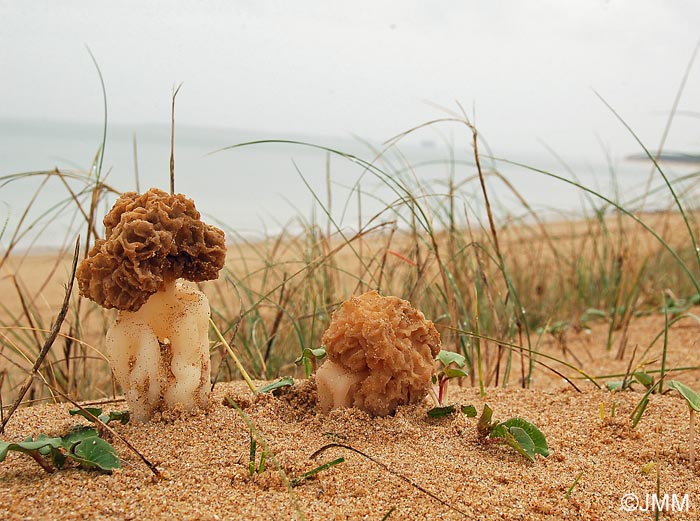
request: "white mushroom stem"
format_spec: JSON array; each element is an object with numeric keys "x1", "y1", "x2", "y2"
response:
[
  {"x1": 315, "y1": 360, "x2": 366, "y2": 412},
  {"x1": 106, "y1": 280, "x2": 211, "y2": 422}
]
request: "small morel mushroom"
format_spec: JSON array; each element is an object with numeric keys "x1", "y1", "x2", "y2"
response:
[
  {"x1": 316, "y1": 290, "x2": 441, "y2": 416},
  {"x1": 77, "y1": 188, "x2": 226, "y2": 421}
]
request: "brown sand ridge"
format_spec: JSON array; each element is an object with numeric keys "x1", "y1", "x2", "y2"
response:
[{"x1": 2, "y1": 309, "x2": 700, "y2": 520}]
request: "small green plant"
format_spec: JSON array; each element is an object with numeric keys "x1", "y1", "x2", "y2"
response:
[
  {"x1": 248, "y1": 429, "x2": 267, "y2": 476},
  {"x1": 258, "y1": 376, "x2": 295, "y2": 394},
  {"x1": 608, "y1": 369, "x2": 657, "y2": 428},
  {"x1": 565, "y1": 471, "x2": 584, "y2": 499},
  {"x1": 640, "y1": 461, "x2": 655, "y2": 475},
  {"x1": 0, "y1": 407, "x2": 126, "y2": 473},
  {"x1": 426, "y1": 350, "x2": 471, "y2": 418},
  {"x1": 427, "y1": 404, "x2": 477, "y2": 419},
  {"x1": 246, "y1": 427, "x2": 345, "y2": 484},
  {"x1": 238, "y1": 402, "x2": 343, "y2": 490},
  {"x1": 431, "y1": 350, "x2": 468, "y2": 406},
  {"x1": 294, "y1": 347, "x2": 327, "y2": 377},
  {"x1": 69, "y1": 407, "x2": 130, "y2": 426},
  {"x1": 665, "y1": 380, "x2": 700, "y2": 467},
  {"x1": 476, "y1": 404, "x2": 549, "y2": 462},
  {"x1": 607, "y1": 370, "x2": 655, "y2": 392},
  {"x1": 290, "y1": 457, "x2": 345, "y2": 487}
]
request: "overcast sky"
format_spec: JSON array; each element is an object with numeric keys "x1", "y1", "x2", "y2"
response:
[{"x1": 1, "y1": 1, "x2": 699, "y2": 158}]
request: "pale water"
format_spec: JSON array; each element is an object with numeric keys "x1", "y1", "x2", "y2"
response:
[{"x1": 1, "y1": 119, "x2": 697, "y2": 251}]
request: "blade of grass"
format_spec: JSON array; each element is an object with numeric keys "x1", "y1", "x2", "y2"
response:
[{"x1": 1, "y1": 237, "x2": 79, "y2": 434}]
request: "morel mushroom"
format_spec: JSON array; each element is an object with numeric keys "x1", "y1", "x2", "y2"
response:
[
  {"x1": 316, "y1": 290, "x2": 441, "y2": 417},
  {"x1": 77, "y1": 188, "x2": 226, "y2": 421}
]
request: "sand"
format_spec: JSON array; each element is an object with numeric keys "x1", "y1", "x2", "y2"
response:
[
  {"x1": 2, "y1": 308, "x2": 700, "y2": 520},
  {"x1": 2, "y1": 216, "x2": 700, "y2": 519}
]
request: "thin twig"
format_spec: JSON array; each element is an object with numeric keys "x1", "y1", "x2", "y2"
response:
[
  {"x1": 0, "y1": 237, "x2": 79, "y2": 434},
  {"x1": 311, "y1": 443, "x2": 469, "y2": 517},
  {"x1": 170, "y1": 83, "x2": 183, "y2": 195},
  {"x1": 452, "y1": 327, "x2": 592, "y2": 392},
  {"x1": 263, "y1": 273, "x2": 289, "y2": 366},
  {"x1": 326, "y1": 151, "x2": 332, "y2": 241},
  {"x1": 466, "y1": 118, "x2": 501, "y2": 261},
  {"x1": 211, "y1": 279, "x2": 245, "y2": 392},
  {"x1": 29, "y1": 451, "x2": 55, "y2": 474},
  {"x1": 210, "y1": 319, "x2": 257, "y2": 394},
  {"x1": 56, "y1": 174, "x2": 100, "y2": 241},
  {"x1": 133, "y1": 134, "x2": 141, "y2": 193},
  {"x1": 46, "y1": 384, "x2": 162, "y2": 479},
  {"x1": 0, "y1": 371, "x2": 4, "y2": 424},
  {"x1": 375, "y1": 225, "x2": 397, "y2": 294}
]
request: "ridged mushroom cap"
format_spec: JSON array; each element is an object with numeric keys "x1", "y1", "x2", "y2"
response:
[
  {"x1": 321, "y1": 290, "x2": 440, "y2": 416},
  {"x1": 77, "y1": 188, "x2": 226, "y2": 311}
]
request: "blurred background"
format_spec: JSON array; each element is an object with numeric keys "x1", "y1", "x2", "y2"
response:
[{"x1": 1, "y1": 1, "x2": 699, "y2": 247}]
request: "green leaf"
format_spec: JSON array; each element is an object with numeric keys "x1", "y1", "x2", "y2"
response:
[
  {"x1": 290, "y1": 457, "x2": 345, "y2": 486},
  {"x1": 492, "y1": 418, "x2": 549, "y2": 457},
  {"x1": 248, "y1": 432, "x2": 257, "y2": 476},
  {"x1": 69, "y1": 407, "x2": 103, "y2": 421},
  {"x1": 69, "y1": 436, "x2": 121, "y2": 471},
  {"x1": 107, "y1": 410, "x2": 130, "y2": 425},
  {"x1": 427, "y1": 405, "x2": 455, "y2": 418},
  {"x1": 606, "y1": 381, "x2": 625, "y2": 391},
  {"x1": 631, "y1": 395, "x2": 650, "y2": 428},
  {"x1": 50, "y1": 447, "x2": 66, "y2": 469},
  {"x1": 580, "y1": 308, "x2": 607, "y2": 328},
  {"x1": 442, "y1": 368, "x2": 469, "y2": 379},
  {"x1": 257, "y1": 450, "x2": 267, "y2": 474},
  {"x1": 308, "y1": 347, "x2": 326, "y2": 358},
  {"x1": 436, "y1": 350, "x2": 466, "y2": 368},
  {"x1": 506, "y1": 427, "x2": 536, "y2": 462},
  {"x1": 461, "y1": 405, "x2": 477, "y2": 417},
  {"x1": 633, "y1": 371, "x2": 654, "y2": 388},
  {"x1": 36, "y1": 433, "x2": 58, "y2": 455},
  {"x1": 62, "y1": 427, "x2": 99, "y2": 450},
  {"x1": 294, "y1": 347, "x2": 327, "y2": 366},
  {"x1": 477, "y1": 404, "x2": 495, "y2": 437},
  {"x1": 258, "y1": 376, "x2": 294, "y2": 394},
  {"x1": 667, "y1": 380, "x2": 700, "y2": 411},
  {"x1": 69, "y1": 407, "x2": 130, "y2": 425},
  {"x1": 0, "y1": 436, "x2": 63, "y2": 462}
]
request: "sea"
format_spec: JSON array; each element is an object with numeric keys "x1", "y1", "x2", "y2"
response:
[{"x1": 1, "y1": 118, "x2": 698, "y2": 252}]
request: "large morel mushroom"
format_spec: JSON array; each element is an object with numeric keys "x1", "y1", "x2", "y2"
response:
[
  {"x1": 316, "y1": 290, "x2": 441, "y2": 416},
  {"x1": 77, "y1": 188, "x2": 226, "y2": 421}
]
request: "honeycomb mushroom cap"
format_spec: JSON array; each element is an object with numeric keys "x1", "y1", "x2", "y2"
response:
[
  {"x1": 77, "y1": 188, "x2": 226, "y2": 311},
  {"x1": 321, "y1": 290, "x2": 441, "y2": 416}
]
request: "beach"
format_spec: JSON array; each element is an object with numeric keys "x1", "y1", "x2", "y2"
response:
[{"x1": 2, "y1": 217, "x2": 700, "y2": 519}]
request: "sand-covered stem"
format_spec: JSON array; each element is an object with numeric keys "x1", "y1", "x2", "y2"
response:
[{"x1": 106, "y1": 280, "x2": 211, "y2": 422}]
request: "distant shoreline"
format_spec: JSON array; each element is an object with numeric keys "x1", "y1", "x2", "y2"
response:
[{"x1": 627, "y1": 151, "x2": 700, "y2": 165}]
